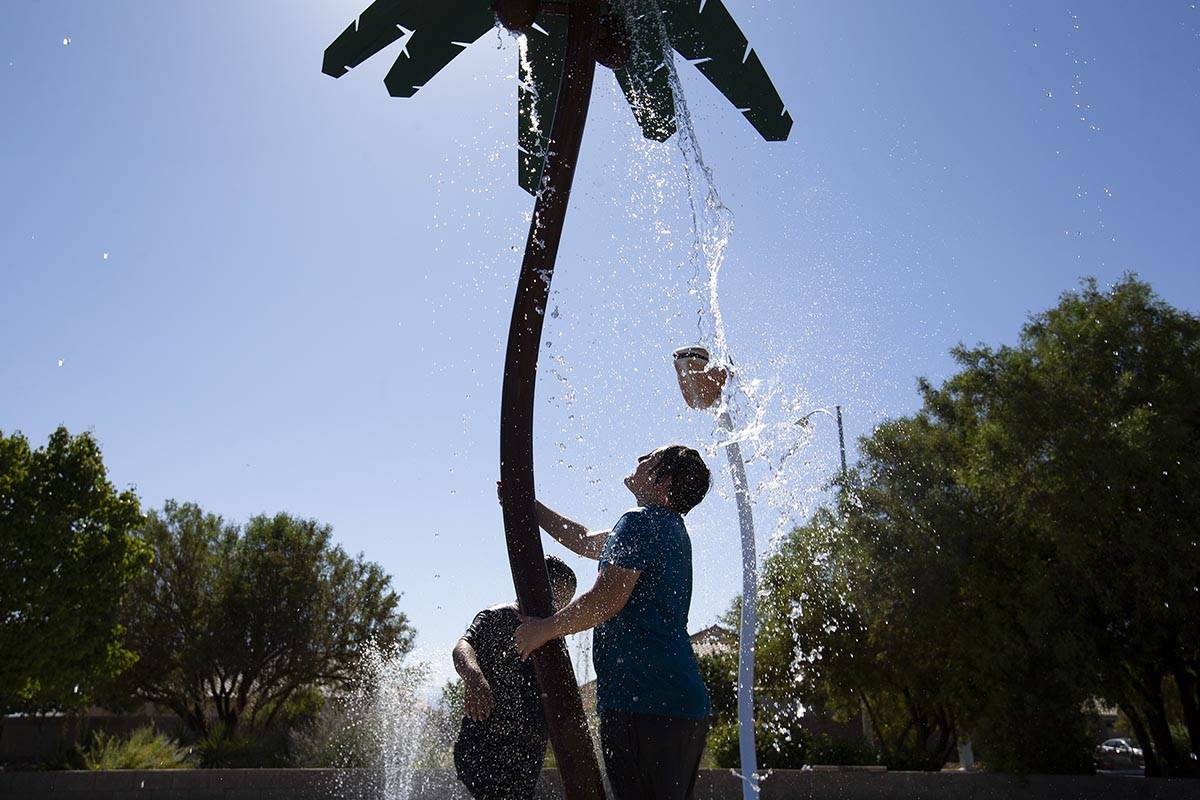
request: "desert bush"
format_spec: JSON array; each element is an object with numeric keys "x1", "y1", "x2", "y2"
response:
[{"x1": 61, "y1": 727, "x2": 194, "y2": 770}]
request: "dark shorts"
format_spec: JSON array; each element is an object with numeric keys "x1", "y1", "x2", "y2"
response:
[
  {"x1": 599, "y1": 710, "x2": 711, "y2": 800},
  {"x1": 454, "y1": 728, "x2": 547, "y2": 800}
]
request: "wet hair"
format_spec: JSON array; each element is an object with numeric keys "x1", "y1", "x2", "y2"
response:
[
  {"x1": 651, "y1": 445, "x2": 711, "y2": 515},
  {"x1": 545, "y1": 555, "x2": 577, "y2": 591}
]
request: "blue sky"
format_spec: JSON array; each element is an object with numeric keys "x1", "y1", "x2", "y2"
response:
[{"x1": 3, "y1": 1, "x2": 1198, "y2": 683}]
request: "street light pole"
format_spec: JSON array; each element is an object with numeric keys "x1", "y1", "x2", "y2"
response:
[
  {"x1": 829, "y1": 405, "x2": 868, "y2": 744},
  {"x1": 836, "y1": 404, "x2": 847, "y2": 476}
]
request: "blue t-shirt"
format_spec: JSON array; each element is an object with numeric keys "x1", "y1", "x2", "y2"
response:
[{"x1": 593, "y1": 506, "x2": 711, "y2": 720}]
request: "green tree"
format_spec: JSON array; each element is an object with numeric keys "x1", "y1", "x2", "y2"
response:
[
  {"x1": 712, "y1": 276, "x2": 1197, "y2": 776},
  {"x1": 849, "y1": 414, "x2": 1096, "y2": 773},
  {"x1": 756, "y1": 505, "x2": 964, "y2": 771},
  {"x1": 699, "y1": 603, "x2": 878, "y2": 769},
  {"x1": 922, "y1": 276, "x2": 1200, "y2": 776},
  {"x1": 113, "y1": 501, "x2": 414, "y2": 736},
  {"x1": 0, "y1": 427, "x2": 148, "y2": 714}
]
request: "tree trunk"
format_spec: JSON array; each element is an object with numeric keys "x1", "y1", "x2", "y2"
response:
[
  {"x1": 1120, "y1": 701, "x2": 1159, "y2": 777},
  {"x1": 497, "y1": 3, "x2": 606, "y2": 800},
  {"x1": 1141, "y1": 678, "x2": 1182, "y2": 777},
  {"x1": 861, "y1": 693, "x2": 892, "y2": 763},
  {"x1": 1172, "y1": 660, "x2": 1200, "y2": 759}
]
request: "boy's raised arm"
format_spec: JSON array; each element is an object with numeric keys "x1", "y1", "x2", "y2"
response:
[
  {"x1": 496, "y1": 481, "x2": 609, "y2": 559},
  {"x1": 535, "y1": 500, "x2": 609, "y2": 560}
]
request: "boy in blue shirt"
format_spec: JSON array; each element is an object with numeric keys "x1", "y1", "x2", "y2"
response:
[{"x1": 514, "y1": 445, "x2": 712, "y2": 800}]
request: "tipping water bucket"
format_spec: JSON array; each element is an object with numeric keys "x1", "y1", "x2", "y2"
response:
[{"x1": 672, "y1": 346, "x2": 727, "y2": 410}]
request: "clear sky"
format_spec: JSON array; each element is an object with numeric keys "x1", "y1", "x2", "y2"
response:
[{"x1": 3, "y1": 1, "x2": 1198, "y2": 685}]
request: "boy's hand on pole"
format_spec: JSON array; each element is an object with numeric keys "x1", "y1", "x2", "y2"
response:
[
  {"x1": 463, "y1": 672, "x2": 495, "y2": 721},
  {"x1": 515, "y1": 614, "x2": 553, "y2": 660}
]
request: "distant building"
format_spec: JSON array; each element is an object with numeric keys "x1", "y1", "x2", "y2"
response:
[{"x1": 689, "y1": 624, "x2": 737, "y2": 658}]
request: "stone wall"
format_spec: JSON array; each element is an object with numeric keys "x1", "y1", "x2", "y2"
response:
[
  {"x1": 0, "y1": 768, "x2": 1194, "y2": 800},
  {"x1": 0, "y1": 715, "x2": 184, "y2": 765}
]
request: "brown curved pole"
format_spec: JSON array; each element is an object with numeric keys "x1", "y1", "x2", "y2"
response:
[{"x1": 497, "y1": 2, "x2": 606, "y2": 800}]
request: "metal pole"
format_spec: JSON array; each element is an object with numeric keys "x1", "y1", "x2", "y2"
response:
[
  {"x1": 834, "y1": 405, "x2": 871, "y2": 745},
  {"x1": 498, "y1": 4, "x2": 606, "y2": 799},
  {"x1": 718, "y1": 411, "x2": 760, "y2": 800},
  {"x1": 836, "y1": 404, "x2": 847, "y2": 477}
]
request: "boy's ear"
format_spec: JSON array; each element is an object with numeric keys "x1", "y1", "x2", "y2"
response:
[{"x1": 658, "y1": 473, "x2": 674, "y2": 500}]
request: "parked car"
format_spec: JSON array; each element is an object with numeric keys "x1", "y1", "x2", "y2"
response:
[{"x1": 1095, "y1": 738, "x2": 1144, "y2": 771}]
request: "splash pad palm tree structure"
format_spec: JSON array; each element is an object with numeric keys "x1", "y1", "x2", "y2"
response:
[{"x1": 322, "y1": 2, "x2": 790, "y2": 798}]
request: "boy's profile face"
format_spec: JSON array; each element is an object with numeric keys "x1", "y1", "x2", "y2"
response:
[{"x1": 624, "y1": 447, "x2": 670, "y2": 504}]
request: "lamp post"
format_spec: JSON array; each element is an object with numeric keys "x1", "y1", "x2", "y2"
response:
[
  {"x1": 793, "y1": 406, "x2": 847, "y2": 477},
  {"x1": 795, "y1": 405, "x2": 867, "y2": 743},
  {"x1": 672, "y1": 346, "x2": 759, "y2": 800}
]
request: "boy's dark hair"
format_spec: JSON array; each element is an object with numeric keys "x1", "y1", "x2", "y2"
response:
[
  {"x1": 545, "y1": 555, "x2": 577, "y2": 590},
  {"x1": 651, "y1": 445, "x2": 711, "y2": 515}
]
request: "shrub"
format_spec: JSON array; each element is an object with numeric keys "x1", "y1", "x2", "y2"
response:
[
  {"x1": 68, "y1": 727, "x2": 194, "y2": 770},
  {"x1": 706, "y1": 718, "x2": 878, "y2": 770},
  {"x1": 194, "y1": 724, "x2": 291, "y2": 768}
]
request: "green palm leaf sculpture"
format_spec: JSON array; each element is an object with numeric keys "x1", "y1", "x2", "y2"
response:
[{"x1": 324, "y1": 0, "x2": 790, "y2": 192}]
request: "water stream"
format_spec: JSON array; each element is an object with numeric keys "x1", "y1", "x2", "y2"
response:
[{"x1": 618, "y1": 0, "x2": 822, "y2": 540}]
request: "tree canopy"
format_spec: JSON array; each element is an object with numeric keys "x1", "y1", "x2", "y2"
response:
[
  {"x1": 0, "y1": 427, "x2": 149, "y2": 714},
  {"x1": 923, "y1": 275, "x2": 1200, "y2": 775},
  {"x1": 113, "y1": 501, "x2": 414, "y2": 736},
  {"x1": 728, "y1": 276, "x2": 1199, "y2": 775}
]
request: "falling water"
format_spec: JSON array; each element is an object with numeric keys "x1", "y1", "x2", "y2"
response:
[
  {"x1": 616, "y1": 0, "x2": 823, "y2": 540},
  {"x1": 618, "y1": 1, "x2": 738, "y2": 369}
]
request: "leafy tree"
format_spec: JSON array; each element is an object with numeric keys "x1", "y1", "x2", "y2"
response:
[
  {"x1": 742, "y1": 277, "x2": 1197, "y2": 775},
  {"x1": 756, "y1": 506, "x2": 964, "y2": 771},
  {"x1": 694, "y1": 595, "x2": 874, "y2": 769},
  {"x1": 113, "y1": 501, "x2": 414, "y2": 736},
  {"x1": 922, "y1": 276, "x2": 1200, "y2": 776},
  {"x1": 0, "y1": 427, "x2": 148, "y2": 714},
  {"x1": 855, "y1": 413, "x2": 1097, "y2": 773}
]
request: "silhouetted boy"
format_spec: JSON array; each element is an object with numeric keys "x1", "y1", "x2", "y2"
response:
[{"x1": 452, "y1": 555, "x2": 578, "y2": 800}]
